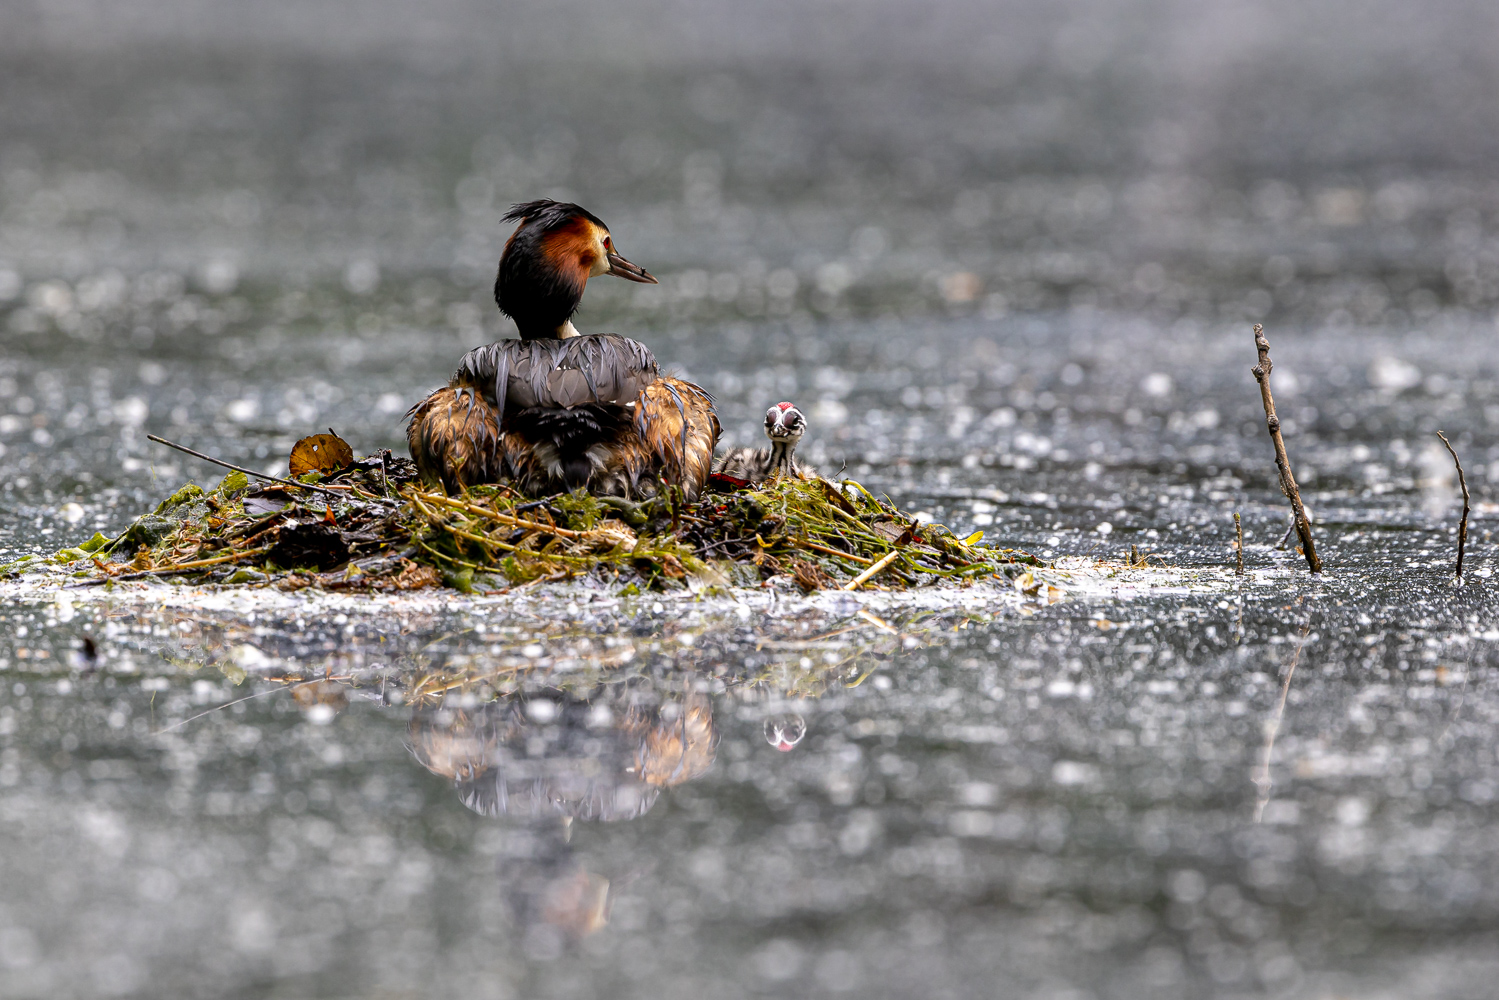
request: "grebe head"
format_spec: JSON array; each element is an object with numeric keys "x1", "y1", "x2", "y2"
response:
[
  {"x1": 495, "y1": 199, "x2": 658, "y2": 339},
  {"x1": 763, "y1": 401, "x2": 805, "y2": 477},
  {"x1": 763, "y1": 401, "x2": 806, "y2": 445}
]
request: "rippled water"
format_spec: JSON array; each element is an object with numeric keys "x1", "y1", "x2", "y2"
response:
[{"x1": 4, "y1": 2, "x2": 1499, "y2": 997}]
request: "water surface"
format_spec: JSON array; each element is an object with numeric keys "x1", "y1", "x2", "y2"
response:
[{"x1": 4, "y1": 2, "x2": 1499, "y2": 996}]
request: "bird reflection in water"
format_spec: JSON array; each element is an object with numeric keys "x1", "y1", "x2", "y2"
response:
[
  {"x1": 406, "y1": 682, "x2": 718, "y2": 947},
  {"x1": 408, "y1": 684, "x2": 717, "y2": 820}
]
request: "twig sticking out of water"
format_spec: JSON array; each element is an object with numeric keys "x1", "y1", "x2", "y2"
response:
[
  {"x1": 1234, "y1": 512, "x2": 1244, "y2": 576},
  {"x1": 1249, "y1": 324, "x2": 1322, "y2": 573},
  {"x1": 1436, "y1": 430, "x2": 1470, "y2": 582}
]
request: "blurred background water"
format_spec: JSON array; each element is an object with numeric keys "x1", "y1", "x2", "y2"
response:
[{"x1": 4, "y1": 1, "x2": 1499, "y2": 997}]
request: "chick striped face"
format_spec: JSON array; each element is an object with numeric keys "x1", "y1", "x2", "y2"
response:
[{"x1": 764, "y1": 402, "x2": 806, "y2": 442}]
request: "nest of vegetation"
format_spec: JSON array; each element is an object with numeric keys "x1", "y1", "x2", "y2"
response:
[{"x1": 5, "y1": 448, "x2": 1041, "y2": 594}]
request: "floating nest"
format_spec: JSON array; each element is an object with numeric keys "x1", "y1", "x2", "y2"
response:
[{"x1": 5, "y1": 442, "x2": 1041, "y2": 594}]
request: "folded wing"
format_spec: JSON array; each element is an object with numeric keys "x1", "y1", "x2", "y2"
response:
[{"x1": 408, "y1": 334, "x2": 719, "y2": 498}]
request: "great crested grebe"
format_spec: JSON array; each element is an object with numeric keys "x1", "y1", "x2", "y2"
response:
[
  {"x1": 407, "y1": 200, "x2": 719, "y2": 498},
  {"x1": 712, "y1": 402, "x2": 813, "y2": 484}
]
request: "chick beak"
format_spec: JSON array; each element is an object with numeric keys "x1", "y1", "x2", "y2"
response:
[{"x1": 606, "y1": 250, "x2": 658, "y2": 284}]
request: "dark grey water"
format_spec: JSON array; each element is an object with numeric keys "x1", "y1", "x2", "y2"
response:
[{"x1": 4, "y1": 2, "x2": 1499, "y2": 997}]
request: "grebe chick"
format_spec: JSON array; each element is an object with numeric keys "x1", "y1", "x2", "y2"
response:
[
  {"x1": 407, "y1": 200, "x2": 719, "y2": 499},
  {"x1": 713, "y1": 402, "x2": 814, "y2": 484}
]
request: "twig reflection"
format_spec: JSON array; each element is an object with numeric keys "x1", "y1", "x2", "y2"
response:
[{"x1": 1252, "y1": 618, "x2": 1312, "y2": 823}]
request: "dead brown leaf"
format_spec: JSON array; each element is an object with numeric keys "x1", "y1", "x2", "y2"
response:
[
  {"x1": 289, "y1": 432, "x2": 354, "y2": 479},
  {"x1": 791, "y1": 558, "x2": 837, "y2": 592},
  {"x1": 391, "y1": 561, "x2": 442, "y2": 590},
  {"x1": 822, "y1": 480, "x2": 858, "y2": 514},
  {"x1": 870, "y1": 516, "x2": 920, "y2": 546}
]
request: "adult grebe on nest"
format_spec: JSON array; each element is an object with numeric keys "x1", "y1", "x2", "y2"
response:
[
  {"x1": 712, "y1": 402, "x2": 814, "y2": 485},
  {"x1": 407, "y1": 200, "x2": 719, "y2": 498}
]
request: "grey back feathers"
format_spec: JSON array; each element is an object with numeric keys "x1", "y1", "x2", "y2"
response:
[{"x1": 453, "y1": 334, "x2": 659, "y2": 416}]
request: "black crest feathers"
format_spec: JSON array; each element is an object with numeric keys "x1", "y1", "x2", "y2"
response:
[{"x1": 500, "y1": 199, "x2": 607, "y2": 229}]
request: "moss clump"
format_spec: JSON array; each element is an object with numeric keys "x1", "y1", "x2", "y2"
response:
[
  {"x1": 155, "y1": 483, "x2": 206, "y2": 512},
  {"x1": 215, "y1": 472, "x2": 249, "y2": 494},
  {"x1": 550, "y1": 490, "x2": 606, "y2": 531},
  {"x1": 50, "y1": 532, "x2": 113, "y2": 565}
]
